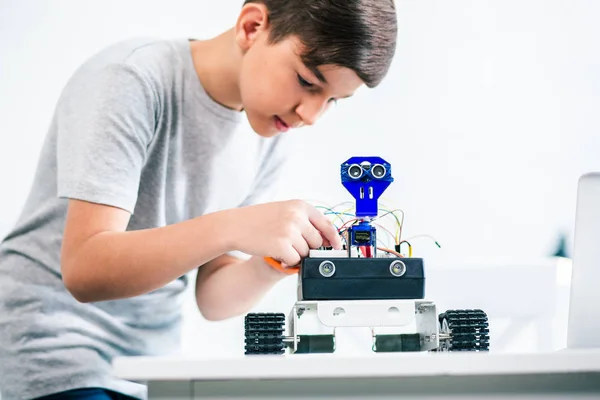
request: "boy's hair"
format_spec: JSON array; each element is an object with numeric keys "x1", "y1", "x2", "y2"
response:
[{"x1": 243, "y1": 0, "x2": 397, "y2": 88}]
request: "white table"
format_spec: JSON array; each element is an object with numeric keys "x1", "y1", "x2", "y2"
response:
[{"x1": 113, "y1": 349, "x2": 600, "y2": 399}]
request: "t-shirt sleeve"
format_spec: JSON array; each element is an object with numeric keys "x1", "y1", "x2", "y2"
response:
[{"x1": 56, "y1": 63, "x2": 157, "y2": 214}]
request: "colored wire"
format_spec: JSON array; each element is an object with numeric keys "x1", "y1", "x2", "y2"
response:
[
  {"x1": 335, "y1": 209, "x2": 403, "y2": 248},
  {"x1": 380, "y1": 197, "x2": 400, "y2": 211},
  {"x1": 374, "y1": 208, "x2": 405, "y2": 244},
  {"x1": 338, "y1": 218, "x2": 361, "y2": 232},
  {"x1": 308, "y1": 199, "x2": 407, "y2": 250},
  {"x1": 404, "y1": 234, "x2": 442, "y2": 248},
  {"x1": 328, "y1": 200, "x2": 354, "y2": 210},
  {"x1": 339, "y1": 207, "x2": 355, "y2": 220},
  {"x1": 314, "y1": 205, "x2": 345, "y2": 227},
  {"x1": 331, "y1": 204, "x2": 403, "y2": 245},
  {"x1": 323, "y1": 211, "x2": 356, "y2": 218},
  {"x1": 372, "y1": 223, "x2": 397, "y2": 247},
  {"x1": 376, "y1": 237, "x2": 388, "y2": 249},
  {"x1": 377, "y1": 247, "x2": 404, "y2": 258},
  {"x1": 379, "y1": 200, "x2": 403, "y2": 240},
  {"x1": 398, "y1": 240, "x2": 412, "y2": 257},
  {"x1": 307, "y1": 200, "x2": 357, "y2": 231},
  {"x1": 360, "y1": 246, "x2": 372, "y2": 258},
  {"x1": 382, "y1": 209, "x2": 403, "y2": 244}
]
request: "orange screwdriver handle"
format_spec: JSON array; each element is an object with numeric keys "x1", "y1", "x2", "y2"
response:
[{"x1": 263, "y1": 257, "x2": 300, "y2": 275}]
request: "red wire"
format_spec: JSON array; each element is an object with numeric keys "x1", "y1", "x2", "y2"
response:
[
  {"x1": 360, "y1": 246, "x2": 373, "y2": 258},
  {"x1": 338, "y1": 218, "x2": 361, "y2": 232}
]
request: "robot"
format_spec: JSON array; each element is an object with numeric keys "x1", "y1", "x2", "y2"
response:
[{"x1": 244, "y1": 157, "x2": 490, "y2": 355}]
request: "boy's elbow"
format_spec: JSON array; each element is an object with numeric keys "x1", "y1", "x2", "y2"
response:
[
  {"x1": 199, "y1": 309, "x2": 227, "y2": 322},
  {"x1": 196, "y1": 298, "x2": 239, "y2": 322},
  {"x1": 61, "y1": 262, "x2": 101, "y2": 303},
  {"x1": 62, "y1": 275, "x2": 93, "y2": 303},
  {"x1": 196, "y1": 300, "x2": 225, "y2": 321}
]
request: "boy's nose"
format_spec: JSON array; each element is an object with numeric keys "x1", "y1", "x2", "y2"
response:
[
  {"x1": 298, "y1": 111, "x2": 318, "y2": 127},
  {"x1": 295, "y1": 98, "x2": 327, "y2": 127},
  {"x1": 294, "y1": 107, "x2": 316, "y2": 127}
]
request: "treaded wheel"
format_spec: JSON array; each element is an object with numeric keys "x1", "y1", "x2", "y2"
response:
[
  {"x1": 438, "y1": 309, "x2": 490, "y2": 351},
  {"x1": 244, "y1": 313, "x2": 286, "y2": 355}
]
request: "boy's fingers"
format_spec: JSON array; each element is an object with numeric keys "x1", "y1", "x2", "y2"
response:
[
  {"x1": 282, "y1": 245, "x2": 301, "y2": 267},
  {"x1": 293, "y1": 233, "x2": 311, "y2": 259},
  {"x1": 308, "y1": 210, "x2": 342, "y2": 250},
  {"x1": 302, "y1": 225, "x2": 324, "y2": 250}
]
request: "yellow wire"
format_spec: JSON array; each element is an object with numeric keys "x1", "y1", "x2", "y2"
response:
[
  {"x1": 336, "y1": 204, "x2": 403, "y2": 246},
  {"x1": 383, "y1": 210, "x2": 401, "y2": 243},
  {"x1": 329, "y1": 201, "x2": 354, "y2": 211},
  {"x1": 314, "y1": 205, "x2": 346, "y2": 227},
  {"x1": 399, "y1": 241, "x2": 412, "y2": 257},
  {"x1": 379, "y1": 203, "x2": 400, "y2": 236},
  {"x1": 326, "y1": 202, "x2": 357, "y2": 228},
  {"x1": 379, "y1": 198, "x2": 404, "y2": 243},
  {"x1": 340, "y1": 206, "x2": 354, "y2": 216},
  {"x1": 310, "y1": 199, "x2": 405, "y2": 248},
  {"x1": 307, "y1": 199, "x2": 359, "y2": 229},
  {"x1": 378, "y1": 207, "x2": 403, "y2": 244},
  {"x1": 372, "y1": 223, "x2": 397, "y2": 247}
]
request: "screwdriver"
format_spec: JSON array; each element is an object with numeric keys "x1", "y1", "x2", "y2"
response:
[{"x1": 263, "y1": 257, "x2": 299, "y2": 275}]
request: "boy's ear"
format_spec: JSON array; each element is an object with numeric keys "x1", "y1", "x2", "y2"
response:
[{"x1": 235, "y1": 3, "x2": 270, "y2": 53}]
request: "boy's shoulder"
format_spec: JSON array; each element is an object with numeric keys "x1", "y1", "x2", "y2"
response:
[
  {"x1": 117, "y1": 37, "x2": 188, "y2": 69},
  {"x1": 72, "y1": 37, "x2": 190, "y2": 93}
]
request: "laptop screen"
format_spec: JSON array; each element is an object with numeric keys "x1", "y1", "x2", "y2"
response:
[{"x1": 567, "y1": 172, "x2": 600, "y2": 349}]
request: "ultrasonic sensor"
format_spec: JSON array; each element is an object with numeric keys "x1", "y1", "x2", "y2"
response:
[
  {"x1": 348, "y1": 164, "x2": 363, "y2": 179},
  {"x1": 372, "y1": 164, "x2": 386, "y2": 179}
]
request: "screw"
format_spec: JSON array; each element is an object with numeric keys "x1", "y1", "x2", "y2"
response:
[
  {"x1": 333, "y1": 307, "x2": 345, "y2": 317},
  {"x1": 319, "y1": 260, "x2": 336, "y2": 277}
]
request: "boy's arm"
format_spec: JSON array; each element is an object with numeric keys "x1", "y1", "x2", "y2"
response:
[
  {"x1": 191, "y1": 128, "x2": 293, "y2": 321},
  {"x1": 61, "y1": 198, "x2": 339, "y2": 305},
  {"x1": 194, "y1": 254, "x2": 287, "y2": 321},
  {"x1": 61, "y1": 199, "x2": 235, "y2": 303}
]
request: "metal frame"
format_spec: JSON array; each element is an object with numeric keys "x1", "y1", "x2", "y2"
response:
[{"x1": 286, "y1": 299, "x2": 442, "y2": 353}]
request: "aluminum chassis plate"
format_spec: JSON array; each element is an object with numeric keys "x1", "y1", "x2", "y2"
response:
[{"x1": 287, "y1": 299, "x2": 440, "y2": 353}]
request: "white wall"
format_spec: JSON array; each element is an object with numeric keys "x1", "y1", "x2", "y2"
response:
[{"x1": 1, "y1": 0, "x2": 599, "y2": 357}]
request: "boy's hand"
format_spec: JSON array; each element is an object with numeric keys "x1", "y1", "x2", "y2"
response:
[{"x1": 227, "y1": 200, "x2": 342, "y2": 267}]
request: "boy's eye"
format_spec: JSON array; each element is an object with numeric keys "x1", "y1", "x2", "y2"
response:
[{"x1": 297, "y1": 74, "x2": 314, "y2": 88}]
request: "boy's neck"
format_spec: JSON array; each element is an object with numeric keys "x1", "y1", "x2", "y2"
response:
[{"x1": 190, "y1": 29, "x2": 244, "y2": 112}]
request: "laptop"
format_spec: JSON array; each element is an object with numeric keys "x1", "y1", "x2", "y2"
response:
[{"x1": 567, "y1": 172, "x2": 600, "y2": 349}]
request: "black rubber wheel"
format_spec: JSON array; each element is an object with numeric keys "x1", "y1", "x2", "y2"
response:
[
  {"x1": 244, "y1": 313, "x2": 286, "y2": 355},
  {"x1": 373, "y1": 333, "x2": 421, "y2": 352},
  {"x1": 296, "y1": 335, "x2": 335, "y2": 353},
  {"x1": 438, "y1": 309, "x2": 490, "y2": 351}
]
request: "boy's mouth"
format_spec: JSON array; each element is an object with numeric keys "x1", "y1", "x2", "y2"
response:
[{"x1": 274, "y1": 116, "x2": 290, "y2": 133}]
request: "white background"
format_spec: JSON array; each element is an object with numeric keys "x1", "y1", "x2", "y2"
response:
[{"x1": 1, "y1": 0, "x2": 599, "y2": 359}]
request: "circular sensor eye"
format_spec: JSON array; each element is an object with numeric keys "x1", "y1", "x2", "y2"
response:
[
  {"x1": 348, "y1": 164, "x2": 363, "y2": 179},
  {"x1": 372, "y1": 164, "x2": 387, "y2": 179}
]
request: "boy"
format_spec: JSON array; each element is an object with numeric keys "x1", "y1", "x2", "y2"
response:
[{"x1": 0, "y1": 0, "x2": 397, "y2": 399}]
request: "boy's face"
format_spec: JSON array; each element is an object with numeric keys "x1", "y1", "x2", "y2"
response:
[{"x1": 236, "y1": 6, "x2": 364, "y2": 138}]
